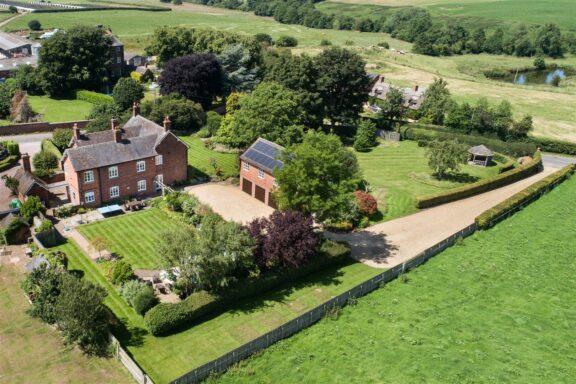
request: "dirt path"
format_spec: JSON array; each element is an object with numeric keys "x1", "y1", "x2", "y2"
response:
[{"x1": 327, "y1": 168, "x2": 555, "y2": 269}]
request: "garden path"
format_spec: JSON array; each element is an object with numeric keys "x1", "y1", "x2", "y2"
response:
[{"x1": 327, "y1": 167, "x2": 556, "y2": 269}]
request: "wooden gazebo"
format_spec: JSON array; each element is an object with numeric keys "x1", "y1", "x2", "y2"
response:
[{"x1": 468, "y1": 145, "x2": 493, "y2": 167}]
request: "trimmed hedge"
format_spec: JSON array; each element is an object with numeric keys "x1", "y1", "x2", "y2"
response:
[
  {"x1": 1, "y1": 141, "x2": 20, "y2": 157},
  {"x1": 416, "y1": 151, "x2": 543, "y2": 209},
  {"x1": 476, "y1": 164, "x2": 575, "y2": 229},
  {"x1": 145, "y1": 240, "x2": 351, "y2": 336},
  {"x1": 402, "y1": 126, "x2": 537, "y2": 158},
  {"x1": 76, "y1": 90, "x2": 114, "y2": 105},
  {"x1": 0, "y1": 155, "x2": 19, "y2": 172},
  {"x1": 41, "y1": 139, "x2": 62, "y2": 159},
  {"x1": 529, "y1": 136, "x2": 576, "y2": 156}
]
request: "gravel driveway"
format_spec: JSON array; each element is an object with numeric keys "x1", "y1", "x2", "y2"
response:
[{"x1": 186, "y1": 183, "x2": 274, "y2": 224}]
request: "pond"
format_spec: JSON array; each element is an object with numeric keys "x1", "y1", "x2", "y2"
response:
[{"x1": 491, "y1": 68, "x2": 571, "y2": 85}]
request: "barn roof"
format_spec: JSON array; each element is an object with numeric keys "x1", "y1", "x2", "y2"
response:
[
  {"x1": 240, "y1": 138, "x2": 285, "y2": 174},
  {"x1": 468, "y1": 145, "x2": 494, "y2": 157}
]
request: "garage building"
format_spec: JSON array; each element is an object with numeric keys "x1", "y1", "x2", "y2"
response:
[{"x1": 239, "y1": 138, "x2": 284, "y2": 209}]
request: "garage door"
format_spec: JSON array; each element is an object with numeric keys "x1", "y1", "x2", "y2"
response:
[
  {"x1": 268, "y1": 192, "x2": 278, "y2": 209},
  {"x1": 242, "y1": 178, "x2": 252, "y2": 195},
  {"x1": 255, "y1": 185, "x2": 266, "y2": 203}
]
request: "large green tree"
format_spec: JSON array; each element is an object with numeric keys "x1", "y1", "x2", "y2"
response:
[
  {"x1": 218, "y1": 44, "x2": 262, "y2": 92},
  {"x1": 112, "y1": 77, "x2": 144, "y2": 111},
  {"x1": 426, "y1": 139, "x2": 468, "y2": 178},
  {"x1": 142, "y1": 93, "x2": 206, "y2": 133},
  {"x1": 38, "y1": 26, "x2": 112, "y2": 96},
  {"x1": 275, "y1": 131, "x2": 360, "y2": 221},
  {"x1": 315, "y1": 47, "x2": 369, "y2": 127},
  {"x1": 419, "y1": 78, "x2": 452, "y2": 125},
  {"x1": 215, "y1": 82, "x2": 309, "y2": 148},
  {"x1": 157, "y1": 216, "x2": 254, "y2": 293},
  {"x1": 54, "y1": 274, "x2": 109, "y2": 356},
  {"x1": 379, "y1": 87, "x2": 405, "y2": 122}
]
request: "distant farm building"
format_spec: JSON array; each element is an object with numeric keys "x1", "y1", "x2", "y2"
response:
[
  {"x1": 239, "y1": 138, "x2": 284, "y2": 209},
  {"x1": 368, "y1": 74, "x2": 426, "y2": 110}
]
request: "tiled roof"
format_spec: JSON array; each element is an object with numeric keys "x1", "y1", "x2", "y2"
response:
[
  {"x1": 13, "y1": 167, "x2": 49, "y2": 195},
  {"x1": 240, "y1": 138, "x2": 285, "y2": 174},
  {"x1": 468, "y1": 145, "x2": 494, "y2": 157},
  {"x1": 64, "y1": 115, "x2": 171, "y2": 171}
]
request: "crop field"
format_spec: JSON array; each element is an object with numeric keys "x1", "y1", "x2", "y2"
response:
[
  {"x1": 213, "y1": 174, "x2": 576, "y2": 384},
  {"x1": 356, "y1": 140, "x2": 503, "y2": 220},
  {"x1": 179, "y1": 135, "x2": 239, "y2": 180},
  {"x1": 320, "y1": 0, "x2": 576, "y2": 31},
  {"x1": 78, "y1": 208, "x2": 178, "y2": 269},
  {"x1": 0, "y1": 263, "x2": 132, "y2": 384},
  {"x1": 56, "y1": 238, "x2": 382, "y2": 383}
]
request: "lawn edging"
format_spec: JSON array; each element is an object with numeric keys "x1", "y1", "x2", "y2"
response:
[
  {"x1": 416, "y1": 151, "x2": 542, "y2": 209},
  {"x1": 475, "y1": 164, "x2": 575, "y2": 229}
]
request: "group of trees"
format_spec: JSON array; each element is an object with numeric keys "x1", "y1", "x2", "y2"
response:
[
  {"x1": 215, "y1": 47, "x2": 369, "y2": 148},
  {"x1": 155, "y1": 193, "x2": 320, "y2": 295},
  {"x1": 22, "y1": 258, "x2": 110, "y2": 355},
  {"x1": 189, "y1": 1, "x2": 575, "y2": 58}
]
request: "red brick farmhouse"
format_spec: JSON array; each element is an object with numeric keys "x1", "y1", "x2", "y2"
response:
[
  {"x1": 61, "y1": 109, "x2": 188, "y2": 207},
  {"x1": 239, "y1": 138, "x2": 284, "y2": 209}
]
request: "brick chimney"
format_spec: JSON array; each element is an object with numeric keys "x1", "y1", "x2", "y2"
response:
[
  {"x1": 114, "y1": 128, "x2": 122, "y2": 143},
  {"x1": 163, "y1": 115, "x2": 171, "y2": 132},
  {"x1": 73, "y1": 123, "x2": 80, "y2": 140},
  {"x1": 111, "y1": 118, "x2": 119, "y2": 132},
  {"x1": 22, "y1": 153, "x2": 31, "y2": 173},
  {"x1": 132, "y1": 101, "x2": 140, "y2": 117}
]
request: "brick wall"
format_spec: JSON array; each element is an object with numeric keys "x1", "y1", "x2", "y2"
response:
[
  {"x1": 240, "y1": 160, "x2": 277, "y2": 206},
  {"x1": 0, "y1": 120, "x2": 90, "y2": 136},
  {"x1": 155, "y1": 133, "x2": 188, "y2": 185},
  {"x1": 97, "y1": 157, "x2": 157, "y2": 204}
]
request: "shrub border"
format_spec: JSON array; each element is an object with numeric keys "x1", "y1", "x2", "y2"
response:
[
  {"x1": 416, "y1": 151, "x2": 542, "y2": 209},
  {"x1": 0, "y1": 155, "x2": 19, "y2": 172},
  {"x1": 475, "y1": 164, "x2": 575, "y2": 229}
]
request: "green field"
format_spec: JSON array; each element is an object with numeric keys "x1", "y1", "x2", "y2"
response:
[
  {"x1": 320, "y1": 0, "x2": 576, "y2": 31},
  {"x1": 28, "y1": 95, "x2": 93, "y2": 122},
  {"x1": 78, "y1": 208, "x2": 178, "y2": 269},
  {"x1": 213, "y1": 174, "x2": 576, "y2": 384},
  {"x1": 179, "y1": 135, "x2": 239, "y2": 179},
  {"x1": 356, "y1": 140, "x2": 504, "y2": 220},
  {"x1": 0, "y1": 263, "x2": 132, "y2": 384},
  {"x1": 57, "y1": 232, "x2": 382, "y2": 383}
]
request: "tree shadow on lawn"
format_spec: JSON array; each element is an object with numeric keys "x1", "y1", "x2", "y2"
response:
[
  {"x1": 110, "y1": 314, "x2": 148, "y2": 348},
  {"x1": 434, "y1": 172, "x2": 480, "y2": 183},
  {"x1": 325, "y1": 230, "x2": 399, "y2": 265}
]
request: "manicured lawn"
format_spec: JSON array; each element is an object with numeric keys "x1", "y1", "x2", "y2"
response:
[
  {"x1": 356, "y1": 140, "x2": 503, "y2": 220},
  {"x1": 0, "y1": 263, "x2": 132, "y2": 384},
  {"x1": 213, "y1": 174, "x2": 576, "y2": 384},
  {"x1": 78, "y1": 208, "x2": 178, "y2": 270},
  {"x1": 28, "y1": 95, "x2": 93, "y2": 122},
  {"x1": 179, "y1": 135, "x2": 239, "y2": 180},
  {"x1": 54, "y1": 238, "x2": 382, "y2": 383}
]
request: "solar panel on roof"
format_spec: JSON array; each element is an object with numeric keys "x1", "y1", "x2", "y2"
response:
[{"x1": 253, "y1": 141, "x2": 279, "y2": 157}]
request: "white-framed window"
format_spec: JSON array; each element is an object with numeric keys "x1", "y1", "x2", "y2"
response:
[
  {"x1": 137, "y1": 180, "x2": 147, "y2": 192},
  {"x1": 155, "y1": 155, "x2": 163, "y2": 165},
  {"x1": 108, "y1": 166, "x2": 118, "y2": 179},
  {"x1": 243, "y1": 162, "x2": 250, "y2": 172},
  {"x1": 258, "y1": 168, "x2": 264, "y2": 179},
  {"x1": 85, "y1": 191, "x2": 95, "y2": 204},
  {"x1": 110, "y1": 186, "x2": 120, "y2": 198},
  {"x1": 155, "y1": 174, "x2": 163, "y2": 192},
  {"x1": 84, "y1": 170, "x2": 94, "y2": 183},
  {"x1": 136, "y1": 161, "x2": 146, "y2": 173}
]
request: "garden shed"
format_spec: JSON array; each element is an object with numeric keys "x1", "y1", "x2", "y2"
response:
[{"x1": 468, "y1": 145, "x2": 494, "y2": 167}]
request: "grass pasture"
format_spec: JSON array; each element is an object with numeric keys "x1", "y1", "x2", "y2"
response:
[
  {"x1": 356, "y1": 140, "x2": 503, "y2": 220},
  {"x1": 0, "y1": 263, "x2": 132, "y2": 384},
  {"x1": 78, "y1": 208, "x2": 178, "y2": 269},
  {"x1": 54, "y1": 237, "x2": 381, "y2": 383},
  {"x1": 28, "y1": 96, "x2": 93, "y2": 122},
  {"x1": 213, "y1": 172, "x2": 576, "y2": 384}
]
